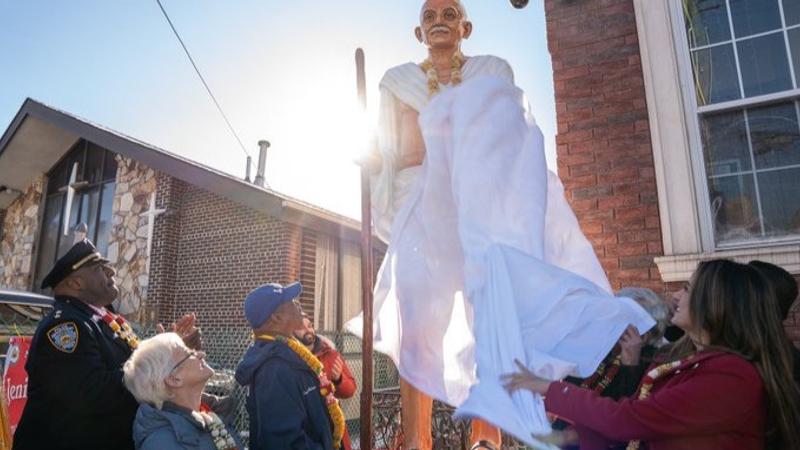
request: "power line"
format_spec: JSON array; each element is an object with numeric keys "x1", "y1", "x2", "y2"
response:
[{"x1": 155, "y1": 0, "x2": 255, "y2": 169}]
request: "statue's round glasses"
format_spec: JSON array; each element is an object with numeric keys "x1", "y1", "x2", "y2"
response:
[{"x1": 422, "y1": 7, "x2": 461, "y2": 25}]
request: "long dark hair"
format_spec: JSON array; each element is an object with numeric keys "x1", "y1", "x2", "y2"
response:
[{"x1": 668, "y1": 259, "x2": 800, "y2": 449}]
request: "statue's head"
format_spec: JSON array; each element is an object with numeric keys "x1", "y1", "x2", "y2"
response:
[{"x1": 415, "y1": 0, "x2": 472, "y2": 51}]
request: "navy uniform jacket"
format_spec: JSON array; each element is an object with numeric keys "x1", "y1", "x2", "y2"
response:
[{"x1": 13, "y1": 295, "x2": 139, "y2": 450}]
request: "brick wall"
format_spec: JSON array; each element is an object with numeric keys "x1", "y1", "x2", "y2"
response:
[
  {"x1": 147, "y1": 173, "x2": 186, "y2": 323},
  {"x1": 545, "y1": 0, "x2": 663, "y2": 293},
  {"x1": 154, "y1": 185, "x2": 295, "y2": 340}
]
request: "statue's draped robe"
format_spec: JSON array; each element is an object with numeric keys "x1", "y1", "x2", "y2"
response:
[{"x1": 346, "y1": 56, "x2": 655, "y2": 449}]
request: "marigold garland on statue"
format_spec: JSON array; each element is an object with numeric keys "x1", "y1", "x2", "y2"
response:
[
  {"x1": 626, "y1": 359, "x2": 684, "y2": 450},
  {"x1": 420, "y1": 50, "x2": 465, "y2": 97},
  {"x1": 256, "y1": 334, "x2": 345, "y2": 449}
]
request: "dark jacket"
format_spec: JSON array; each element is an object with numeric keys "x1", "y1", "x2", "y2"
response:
[
  {"x1": 545, "y1": 351, "x2": 766, "y2": 450},
  {"x1": 235, "y1": 339, "x2": 334, "y2": 450},
  {"x1": 132, "y1": 402, "x2": 243, "y2": 450},
  {"x1": 13, "y1": 296, "x2": 139, "y2": 450},
  {"x1": 563, "y1": 346, "x2": 658, "y2": 402}
]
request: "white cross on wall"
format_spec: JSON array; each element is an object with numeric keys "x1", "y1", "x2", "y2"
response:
[
  {"x1": 140, "y1": 192, "x2": 167, "y2": 274},
  {"x1": 61, "y1": 162, "x2": 88, "y2": 236}
]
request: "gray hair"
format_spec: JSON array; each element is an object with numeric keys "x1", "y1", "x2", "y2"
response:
[
  {"x1": 616, "y1": 287, "x2": 670, "y2": 346},
  {"x1": 123, "y1": 333, "x2": 185, "y2": 409}
]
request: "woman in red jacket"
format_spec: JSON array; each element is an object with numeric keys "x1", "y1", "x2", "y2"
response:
[{"x1": 503, "y1": 259, "x2": 800, "y2": 450}]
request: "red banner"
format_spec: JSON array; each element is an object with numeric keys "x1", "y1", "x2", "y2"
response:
[{"x1": 3, "y1": 337, "x2": 31, "y2": 434}]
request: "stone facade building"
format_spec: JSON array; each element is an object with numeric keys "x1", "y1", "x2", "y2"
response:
[
  {"x1": 0, "y1": 99, "x2": 379, "y2": 334},
  {"x1": 545, "y1": 0, "x2": 800, "y2": 341}
]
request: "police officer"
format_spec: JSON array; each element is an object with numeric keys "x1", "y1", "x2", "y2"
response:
[{"x1": 13, "y1": 239, "x2": 139, "y2": 450}]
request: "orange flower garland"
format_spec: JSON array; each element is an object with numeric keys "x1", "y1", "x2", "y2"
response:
[
  {"x1": 420, "y1": 50, "x2": 465, "y2": 98},
  {"x1": 626, "y1": 359, "x2": 684, "y2": 450},
  {"x1": 256, "y1": 334, "x2": 345, "y2": 449},
  {"x1": 580, "y1": 353, "x2": 622, "y2": 393},
  {"x1": 101, "y1": 311, "x2": 139, "y2": 349}
]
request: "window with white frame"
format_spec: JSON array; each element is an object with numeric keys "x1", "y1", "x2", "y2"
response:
[{"x1": 681, "y1": 0, "x2": 800, "y2": 246}]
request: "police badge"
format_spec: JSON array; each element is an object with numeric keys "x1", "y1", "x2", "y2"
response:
[{"x1": 47, "y1": 322, "x2": 79, "y2": 353}]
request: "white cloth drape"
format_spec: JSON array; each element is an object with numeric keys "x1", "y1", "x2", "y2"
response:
[
  {"x1": 347, "y1": 75, "x2": 655, "y2": 449},
  {"x1": 314, "y1": 234, "x2": 339, "y2": 330}
]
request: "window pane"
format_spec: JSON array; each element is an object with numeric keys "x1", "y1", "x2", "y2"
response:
[
  {"x1": 95, "y1": 182, "x2": 116, "y2": 257},
  {"x1": 738, "y1": 33, "x2": 793, "y2": 97},
  {"x1": 34, "y1": 194, "x2": 63, "y2": 290},
  {"x1": 758, "y1": 167, "x2": 800, "y2": 235},
  {"x1": 79, "y1": 187, "x2": 100, "y2": 240},
  {"x1": 684, "y1": 0, "x2": 731, "y2": 48},
  {"x1": 103, "y1": 149, "x2": 118, "y2": 182},
  {"x1": 730, "y1": 0, "x2": 782, "y2": 38},
  {"x1": 708, "y1": 174, "x2": 760, "y2": 243},
  {"x1": 47, "y1": 144, "x2": 83, "y2": 195},
  {"x1": 692, "y1": 44, "x2": 741, "y2": 105},
  {"x1": 700, "y1": 110, "x2": 751, "y2": 175},
  {"x1": 57, "y1": 193, "x2": 82, "y2": 258},
  {"x1": 748, "y1": 102, "x2": 800, "y2": 169},
  {"x1": 84, "y1": 142, "x2": 105, "y2": 185},
  {"x1": 788, "y1": 28, "x2": 800, "y2": 84},
  {"x1": 785, "y1": 0, "x2": 800, "y2": 26}
]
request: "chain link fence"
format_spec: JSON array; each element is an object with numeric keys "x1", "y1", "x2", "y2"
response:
[{"x1": 0, "y1": 300, "x2": 529, "y2": 449}]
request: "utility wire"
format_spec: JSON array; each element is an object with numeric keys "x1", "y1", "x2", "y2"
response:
[{"x1": 155, "y1": 0, "x2": 255, "y2": 170}]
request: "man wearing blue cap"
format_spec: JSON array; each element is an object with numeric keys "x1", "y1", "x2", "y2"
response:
[{"x1": 235, "y1": 282, "x2": 336, "y2": 450}]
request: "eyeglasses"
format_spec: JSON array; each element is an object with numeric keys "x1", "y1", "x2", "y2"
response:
[
  {"x1": 422, "y1": 6, "x2": 461, "y2": 25},
  {"x1": 170, "y1": 349, "x2": 200, "y2": 373}
]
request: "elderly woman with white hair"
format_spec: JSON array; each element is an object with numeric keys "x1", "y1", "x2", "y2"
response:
[{"x1": 123, "y1": 333, "x2": 242, "y2": 450}]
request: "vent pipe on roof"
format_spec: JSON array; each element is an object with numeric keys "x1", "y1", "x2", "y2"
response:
[
  {"x1": 254, "y1": 140, "x2": 270, "y2": 187},
  {"x1": 245, "y1": 155, "x2": 252, "y2": 183}
]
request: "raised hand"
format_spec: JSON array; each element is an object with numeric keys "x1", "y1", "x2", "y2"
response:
[
  {"x1": 156, "y1": 313, "x2": 203, "y2": 350},
  {"x1": 501, "y1": 359, "x2": 551, "y2": 395},
  {"x1": 620, "y1": 325, "x2": 644, "y2": 366},
  {"x1": 331, "y1": 355, "x2": 344, "y2": 383}
]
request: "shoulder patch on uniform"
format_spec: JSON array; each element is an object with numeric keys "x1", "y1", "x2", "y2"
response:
[{"x1": 46, "y1": 322, "x2": 79, "y2": 353}]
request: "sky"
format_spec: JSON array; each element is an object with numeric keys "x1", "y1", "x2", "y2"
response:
[{"x1": 0, "y1": 0, "x2": 555, "y2": 219}]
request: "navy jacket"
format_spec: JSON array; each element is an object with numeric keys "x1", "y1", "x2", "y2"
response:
[
  {"x1": 133, "y1": 402, "x2": 243, "y2": 450},
  {"x1": 235, "y1": 339, "x2": 334, "y2": 450},
  {"x1": 13, "y1": 296, "x2": 139, "y2": 450}
]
